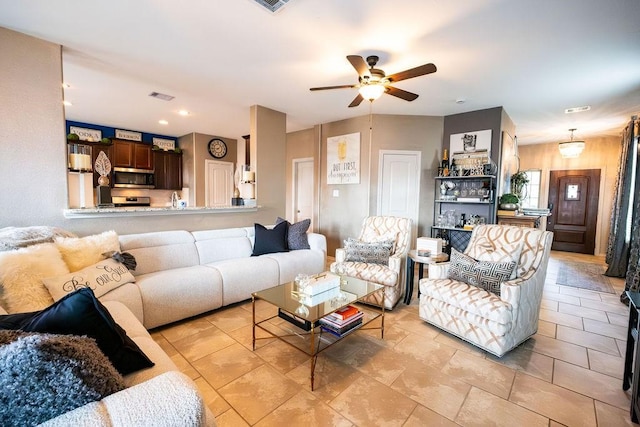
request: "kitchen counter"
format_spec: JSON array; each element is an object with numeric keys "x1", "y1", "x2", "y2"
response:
[{"x1": 63, "y1": 205, "x2": 259, "y2": 219}]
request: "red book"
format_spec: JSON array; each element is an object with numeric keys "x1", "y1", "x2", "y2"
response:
[{"x1": 330, "y1": 305, "x2": 359, "y2": 321}]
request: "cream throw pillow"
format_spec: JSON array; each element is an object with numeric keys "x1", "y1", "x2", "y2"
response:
[
  {"x1": 0, "y1": 243, "x2": 67, "y2": 313},
  {"x1": 42, "y1": 258, "x2": 136, "y2": 301},
  {"x1": 55, "y1": 230, "x2": 120, "y2": 272}
]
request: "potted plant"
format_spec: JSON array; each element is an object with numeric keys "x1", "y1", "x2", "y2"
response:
[
  {"x1": 510, "y1": 171, "x2": 529, "y2": 200},
  {"x1": 499, "y1": 193, "x2": 520, "y2": 210}
]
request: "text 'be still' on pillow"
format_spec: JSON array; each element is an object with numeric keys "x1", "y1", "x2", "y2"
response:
[
  {"x1": 42, "y1": 258, "x2": 136, "y2": 302},
  {"x1": 252, "y1": 221, "x2": 289, "y2": 256},
  {"x1": 0, "y1": 288, "x2": 154, "y2": 375}
]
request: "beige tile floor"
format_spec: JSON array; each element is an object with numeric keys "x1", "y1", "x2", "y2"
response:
[{"x1": 151, "y1": 251, "x2": 635, "y2": 426}]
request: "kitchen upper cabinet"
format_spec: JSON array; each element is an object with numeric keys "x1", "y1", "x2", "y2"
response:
[
  {"x1": 153, "y1": 150, "x2": 183, "y2": 190},
  {"x1": 113, "y1": 139, "x2": 153, "y2": 170}
]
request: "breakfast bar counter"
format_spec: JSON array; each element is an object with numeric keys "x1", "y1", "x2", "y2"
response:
[{"x1": 63, "y1": 205, "x2": 258, "y2": 218}]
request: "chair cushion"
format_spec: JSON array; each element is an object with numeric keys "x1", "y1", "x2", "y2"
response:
[
  {"x1": 331, "y1": 261, "x2": 398, "y2": 287},
  {"x1": 344, "y1": 238, "x2": 393, "y2": 265},
  {"x1": 448, "y1": 249, "x2": 516, "y2": 296},
  {"x1": 420, "y1": 277, "x2": 513, "y2": 327}
]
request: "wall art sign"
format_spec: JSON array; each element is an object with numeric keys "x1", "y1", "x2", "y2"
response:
[
  {"x1": 152, "y1": 137, "x2": 176, "y2": 151},
  {"x1": 327, "y1": 132, "x2": 360, "y2": 184},
  {"x1": 115, "y1": 129, "x2": 142, "y2": 141},
  {"x1": 69, "y1": 126, "x2": 102, "y2": 142}
]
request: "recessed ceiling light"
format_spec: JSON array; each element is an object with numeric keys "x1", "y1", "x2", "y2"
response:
[
  {"x1": 565, "y1": 105, "x2": 591, "y2": 114},
  {"x1": 455, "y1": 98, "x2": 466, "y2": 104},
  {"x1": 63, "y1": 100, "x2": 72, "y2": 106},
  {"x1": 178, "y1": 110, "x2": 190, "y2": 116},
  {"x1": 158, "y1": 119, "x2": 169, "y2": 125}
]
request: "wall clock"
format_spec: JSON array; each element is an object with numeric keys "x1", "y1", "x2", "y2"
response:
[{"x1": 208, "y1": 138, "x2": 227, "y2": 158}]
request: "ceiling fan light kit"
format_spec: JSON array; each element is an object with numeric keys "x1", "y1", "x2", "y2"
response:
[
  {"x1": 558, "y1": 128, "x2": 585, "y2": 158},
  {"x1": 359, "y1": 84, "x2": 385, "y2": 101},
  {"x1": 310, "y1": 54, "x2": 437, "y2": 107}
]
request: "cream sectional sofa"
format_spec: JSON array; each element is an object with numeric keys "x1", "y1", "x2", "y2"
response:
[
  {"x1": 0, "y1": 225, "x2": 327, "y2": 426},
  {"x1": 105, "y1": 227, "x2": 327, "y2": 329}
]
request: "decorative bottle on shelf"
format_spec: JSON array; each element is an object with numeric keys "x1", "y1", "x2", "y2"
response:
[{"x1": 441, "y1": 149, "x2": 449, "y2": 177}]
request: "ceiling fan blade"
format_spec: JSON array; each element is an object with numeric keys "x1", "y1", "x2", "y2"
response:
[
  {"x1": 310, "y1": 84, "x2": 356, "y2": 91},
  {"x1": 386, "y1": 86, "x2": 419, "y2": 101},
  {"x1": 347, "y1": 55, "x2": 371, "y2": 78},
  {"x1": 348, "y1": 93, "x2": 364, "y2": 108},
  {"x1": 387, "y1": 63, "x2": 437, "y2": 83}
]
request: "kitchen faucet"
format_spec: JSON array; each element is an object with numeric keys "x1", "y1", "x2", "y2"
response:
[{"x1": 171, "y1": 191, "x2": 179, "y2": 208}]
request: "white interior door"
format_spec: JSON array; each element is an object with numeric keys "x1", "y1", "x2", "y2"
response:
[
  {"x1": 377, "y1": 150, "x2": 421, "y2": 240},
  {"x1": 293, "y1": 157, "x2": 314, "y2": 227},
  {"x1": 205, "y1": 160, "x2": 233, "y2": 207}
]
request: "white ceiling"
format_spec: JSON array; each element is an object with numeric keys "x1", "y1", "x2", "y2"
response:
[{"x1": 1, "y1": 0, "x2": 639, "y2": 144}]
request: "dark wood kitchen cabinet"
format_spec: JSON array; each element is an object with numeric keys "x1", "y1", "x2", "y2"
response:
[
  {"x1": 153, "y1": 150, "x2": 182, "y2": 190},
  {"x1": 113, "y1": 139, "x2": 153, "y2": 170}
]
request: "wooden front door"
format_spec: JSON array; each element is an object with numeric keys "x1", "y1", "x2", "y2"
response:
[{"x1": 547, "y1": 169, "x2": 601, "y2": 254}]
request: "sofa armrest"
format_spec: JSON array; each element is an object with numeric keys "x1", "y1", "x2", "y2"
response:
[
  {"x1": 42, "y1": 371, "x2": 213, "y2": 427},
  {"x1": 307, "y1": 233, "x2": 327, "y2": 253}
]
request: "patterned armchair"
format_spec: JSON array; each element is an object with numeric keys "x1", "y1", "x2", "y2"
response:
[
  {"x1": 330, "y1": 216, "x2": 412, "y2": 310},
  {"x1": 419, "y1": 225, "x2": 553, "y2": 357}
]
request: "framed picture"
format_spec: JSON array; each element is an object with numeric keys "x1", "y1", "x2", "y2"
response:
[
  {"x1": 498, "y1": 131, "x2": 519, "y2": 196},
  {"x1": 153, "y1": 137, "x2": 176, "y2": 151},
  {"x1": 327, "y1": 132, "x2": 360, "y2": 184},
  {"x1": 450, "y1": 129, "x2": 492, "y2": 156},
  {"x1": 69, "y1": 126, "x2": 101, "y2": 142},
  {"x1": 115, "y1": 129, "x2": 142, "y2": 141}
]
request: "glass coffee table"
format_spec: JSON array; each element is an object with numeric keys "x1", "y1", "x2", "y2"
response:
[{"x1": 252, "y1": 275, "x2": 385, "y2": 390}]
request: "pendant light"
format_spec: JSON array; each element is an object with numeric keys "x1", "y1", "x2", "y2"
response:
[{"x1": 558, "y1": 128, "x2": 585, "y2": 158}]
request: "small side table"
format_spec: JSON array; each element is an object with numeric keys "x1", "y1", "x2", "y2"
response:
[
  {"x1": 404, "y1": 250, "x2": 448, "y2": 304},
  {"x1": 623, "y1": 290, "x2": 640, "y2": 422}
]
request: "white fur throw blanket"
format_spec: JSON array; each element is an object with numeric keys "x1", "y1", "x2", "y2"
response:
[{"x1": 0, "y1": 226, "x2": 76, "y2": 252}]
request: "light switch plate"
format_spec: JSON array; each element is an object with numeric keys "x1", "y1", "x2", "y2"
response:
[{"x1": 332, "y1": 189, "x2": 339, "y2": 197}]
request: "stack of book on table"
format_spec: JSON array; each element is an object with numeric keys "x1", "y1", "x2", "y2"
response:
[{"x1": 319, "y1": 305, "x2": 363, "y2": 337}]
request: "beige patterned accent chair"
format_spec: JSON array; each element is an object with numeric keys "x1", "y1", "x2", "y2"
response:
[
  {"x1": 419, "y1": 224, "x2": 553, "y2": 357},
  {"x1": 330, "y1": 216, "x2": 412, "y2": 310}
]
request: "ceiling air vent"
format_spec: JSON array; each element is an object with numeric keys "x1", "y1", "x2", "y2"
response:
[
  {"x1": 253, "y1": 0, "x2": 290, "y2": 13},
  {"x1": 149, "y1": 92, "x2": 175, "y2": 101}
]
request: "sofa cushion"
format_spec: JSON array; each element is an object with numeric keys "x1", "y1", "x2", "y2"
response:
[
  {"x1": 344, "y1": 238, "x2": 394, "y2": 265},
  {"x1": 55, "y1": 230, "x2": 120, "y2": 272},
  {"x1": 448, "y1": 249, "x2": 516, "y2": 296},
  {"x1": 0, "y1": 288, "x2": 154, "y2": 375},
  {"x1": 193, "y1": 228, "x2": 253, "y2": 264},
  {"x1": 0, "y1": 330, "x2": 125, "y2": 426},
  {"x1": 119, "y1": 230, "x2": 200, "y2": 276},
  {"x1": 252, "y1": 222, "x2": 289, "y2": 256},
  {"x1": 42, "y1": 258, "x2": 135, "y2": 301},
  {"x1": 0, "y1": 242, "x2": 64, "y2": 313},
  {"x1": 276, "y1": 217, "x2": 311, "y2": 250}
]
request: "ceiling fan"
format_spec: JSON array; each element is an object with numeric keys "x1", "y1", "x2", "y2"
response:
[{"x1": 310, "y1": 55, "x2": 437, "y2": 107}]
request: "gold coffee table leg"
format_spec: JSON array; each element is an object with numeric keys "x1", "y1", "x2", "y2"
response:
[{"x1": 252, "y1": 296, "x2": 256, "y2": 351}]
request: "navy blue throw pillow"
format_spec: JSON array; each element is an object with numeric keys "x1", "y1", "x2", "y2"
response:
[
  {"x1": 252, "y1": 221, "x2": 289, "y2": 256},
  {"x1": 0, "y1": 288, "x2": 154, "y2": 375}
]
